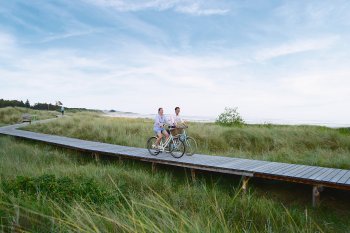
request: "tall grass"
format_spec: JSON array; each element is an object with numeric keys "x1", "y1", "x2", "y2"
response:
[
  {"x1": 1, "y1": 136, "x2": 349, "y2": 232},
  {"x1": 24, "y1": 112, "x2": 350, "y2": 169},
  {"x1": 0, "y1": 107, "x2": 58, "y2": 125}
]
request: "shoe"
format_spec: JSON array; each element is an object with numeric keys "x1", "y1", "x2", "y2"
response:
[{"x1": 151, "y1": 144, "x2": 156, "y2": 149}]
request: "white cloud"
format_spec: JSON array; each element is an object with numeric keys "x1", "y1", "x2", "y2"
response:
[
  {"x1": 84, "y1": 0, "x2": 230, "y2": 16},
  {"x1": 175, "y1": 3, "x2": 229, "y2": 16},
  {"x1": 273, "y1": 1, "x2": 350, "y2": 30},
  {"x1": 0, "y1": 32, "x2": 16, "y2": 53},
  {"x1": 254, "y1": 36, "x2": 338, "y2": 62},
  {"x1": 280, "y1": 70, "x2": 350, "y2": 97},
  {"x1": 0, "y1": 30, "x2": 235, "y2": 115},
  {"x1": 37, "y1": 30, "x2": 99, "y2": 43}
]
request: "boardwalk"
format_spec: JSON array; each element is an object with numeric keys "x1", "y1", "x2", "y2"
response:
[{"x1": 1, "y1": 120, "x2": 350, "y2": 207}]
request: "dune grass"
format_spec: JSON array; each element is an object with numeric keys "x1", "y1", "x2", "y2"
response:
[
  {"x1": 1, "y1": 136, "x2": 350, "y2": 232},
  {"x1": 0, "y1": 107, "x2": 58, "y2": 125},
  {"x1": 24, "y1": 112, "x2": 350, "y2": 169}
]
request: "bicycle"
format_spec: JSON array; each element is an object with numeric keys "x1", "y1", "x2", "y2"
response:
[
  {"x1": 176, "y1": 125, "x2": 197, "y2": 156},
  {"x1": 146, "y1": 125, "x2": 186, "y2": 158}
]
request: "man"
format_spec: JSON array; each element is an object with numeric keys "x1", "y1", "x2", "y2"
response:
[
  {"x1": 153, "y1": 107, "x2": 169, "y2": 148},
  {"x1": 171, "y1": 107, "x2": 187, "y2": 135}
]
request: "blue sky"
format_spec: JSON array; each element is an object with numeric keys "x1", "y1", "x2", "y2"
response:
[{"x1": 1, "y1": 0, "x2": 350, "y2": 124}]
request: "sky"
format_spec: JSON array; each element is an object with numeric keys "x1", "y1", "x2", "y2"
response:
[{"x1": 0, "y1": 0, "x2": 350, "y2": 125}]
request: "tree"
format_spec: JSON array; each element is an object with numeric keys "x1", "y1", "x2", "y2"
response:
[
  {"x1": 25, "y1": 99, "x2": 30, "y2": 108},
  {"x1": 216, "y1": 107, "x2": 245, "y2": 126},
  {"x1": 55, "y1": 101, "x2": 63, "y2": 106},
  {"x1": 0, "y1": 99, "x2": 26, "y2": 108}
]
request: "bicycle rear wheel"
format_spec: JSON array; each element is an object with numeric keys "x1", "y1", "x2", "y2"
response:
[
  {"x1": 185, "y1": 137, "x2": 197, "y2": 156},
  {"x1": 147, "y1": 136, "x2": 160, "y2": 156},
  {"x1": 169, "y1": 137, "x2": 185, "y2": 158}
]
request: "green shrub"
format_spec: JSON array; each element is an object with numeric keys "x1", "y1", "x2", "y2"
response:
[{"x1": 216, "y1": 107, "x2": 245, "y2": 126}]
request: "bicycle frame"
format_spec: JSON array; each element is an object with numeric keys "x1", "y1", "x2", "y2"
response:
[
  {"x1": 157, "y1": 131, "x2": 177, "y2": 152},
  {"x1": 177, "y1": 128, "x2": 188, "y2": 142}
]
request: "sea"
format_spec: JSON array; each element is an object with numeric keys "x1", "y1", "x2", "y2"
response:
[{"x1": 103, "y1": 111, "x2": 350, "y2": 128}]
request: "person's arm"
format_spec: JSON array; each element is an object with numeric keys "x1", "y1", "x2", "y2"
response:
[
  {"x1": 179, "y1": 117, "x2": 187, "y2": 127},
  {"x1": 170, "y1": 116, "x2": 176, "y2": 127}
]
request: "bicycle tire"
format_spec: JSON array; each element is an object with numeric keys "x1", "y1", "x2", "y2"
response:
[
  {"x1": 185, "y1": 137, "x2": 197, "y2": 156},
  {"x1": 147, "y1": 136, "x2": 160, "y2": 156},
  {"x1": 169, "y1": 137, "x2": 185, "y2": 158}
]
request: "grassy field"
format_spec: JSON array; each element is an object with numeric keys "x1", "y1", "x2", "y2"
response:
[
  {"x1": 0, "y1": 107, "x2": 59, "y2": 125},
  {"x1": 23, "y1": 112, "x2": 350, "y2": 169},
  {"x1": 1, "y1": 136, "x2": 350, "y2": 232}
]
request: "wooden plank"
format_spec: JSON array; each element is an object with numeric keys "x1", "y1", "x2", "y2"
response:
[
  {"x1": 329, "y1": 170, "x2": 349, "y2": 183},
  {"x1": 241, "y1": 160, "x2": 269, "y2": 167},
  {"x1": 281, "y1": 165, "x2": 308, "y2": 177},
  {"x1": 271, "y1": 164, "x2": 302, "y2": 176},
  {"x1": 193, "y1": 156, "x2": 231, "y2": 164},
  {"x1": 306, "y1": 168, "x2": 334, "y2": 180},
  {"x1": 318, "y1": 169, "x2": 343, "y2": 182},
  {"x1": 192, "y1": 158, "x2": 236, "y2": 168},
  {"x1": 273, "y1": 164, "x2": 299, "y2": 176},
  {"x1": 191, "y1": 154, "x2": 216, "y2": 160},
  {"x1": 203, "y1": 157, "x2": 240, "y2": 167},
  {"x1": 262, "y1": 164, "x2": 297, "y2": 176},
  {"x1": 122, "y1": 150, "x2": 153, "y2": 158},
  {"x1": 313, "y1": 168, "x2": 337, "y2": 181},
  {"x1": 299, "y1": 166, "x2": 326, "y2": 179},
  {"x1": 252, "y1": 162, "x2": 281, "y2": 172},
  {"x1": 183, "y1": 156, "x2": 216, "y2": 166},
  {"x1": 182, "y1": 157, "x2": 221, "y2": 166},
  {"x1": 233, "y1": 160, "x2": 270, "y2": 171},
  {"x1": 346, "y1": 177, "x2": 350, "y2": 185},
  {"x1": 257, "y1": 163, "x2": 292, "y2": 174},
  {"x1": 338, "y1": 171, "x2": 350, "y2": 184},
  {"x1": 244, "y1": 162, "x2": 272, "y2": 172},
  {"x1": 220, "y1": 159, "x2": 258, "y2": 169},
  {"x1": 248, "y1": 162, "x2": 279, "y2": 172},
  {"x1": 293, "y1": 166, "x2": 321, "y2": 179},
  {"x1": 182, "y1": 157, "x2": 224, "y2": 166}
]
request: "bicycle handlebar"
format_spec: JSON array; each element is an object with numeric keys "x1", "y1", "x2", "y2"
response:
[{"x1": 160, "y1": 124, "x2": 188, "y2": 130}]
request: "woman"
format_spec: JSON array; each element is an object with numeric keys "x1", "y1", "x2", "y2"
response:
[{"x1": 154, "y1": 107, "x2": 169, "y2": 148}]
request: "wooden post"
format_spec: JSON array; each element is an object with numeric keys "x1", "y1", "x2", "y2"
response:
[
  {"x1": 191, "y1": 168, "x2": 196, "y2": 182},
  {"x1": 152, "y1": 162, "x2": 157, "y2": 173},
  {"x1": 242, "y1": 176, "x2": 249, "y2": 194},
  {"x1": 119, "y1": 156, "x2": 123, "y2": 164},
  {"x1": 312, "y1": 185, "x2": 323, "y2": 207},
  {"x1": 93, "y1": 153, "x2": 100, "y2": 163}
]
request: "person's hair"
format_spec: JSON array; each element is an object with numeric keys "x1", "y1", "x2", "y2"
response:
[
  {"x1": 175, "y1": 107, "x2": 180, "y2": 111},
  {"x1": 158, "y1": 107, "x2": 163, "y2": 112}
]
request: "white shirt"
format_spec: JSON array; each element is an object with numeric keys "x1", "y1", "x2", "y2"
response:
[{"x1": 171, "y1": 115, "x2": 183, "y2": 126}]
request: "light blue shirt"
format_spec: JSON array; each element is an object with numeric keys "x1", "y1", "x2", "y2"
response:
[{"x1": 154, "y1": 114, "x2": 168, "y2": 130}]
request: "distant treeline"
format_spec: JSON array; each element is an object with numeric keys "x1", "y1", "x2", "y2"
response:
[
  {"x1": 0, "y1": 98, "x2": 97, "y2": 112},
  {"x1": 0, "y1": 98, "x2": 61, "y2": 110}
]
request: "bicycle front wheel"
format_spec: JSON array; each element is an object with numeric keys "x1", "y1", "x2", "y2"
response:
[
  {"x1": 147, "y1": 137, "x2": 160, "y2": 156},
  {"x1": 169, "y1": 138, "x2": 185, "y2": 158},
  {"x1": 185, "y1": 137, "x2": 197, "y2": 156}
]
